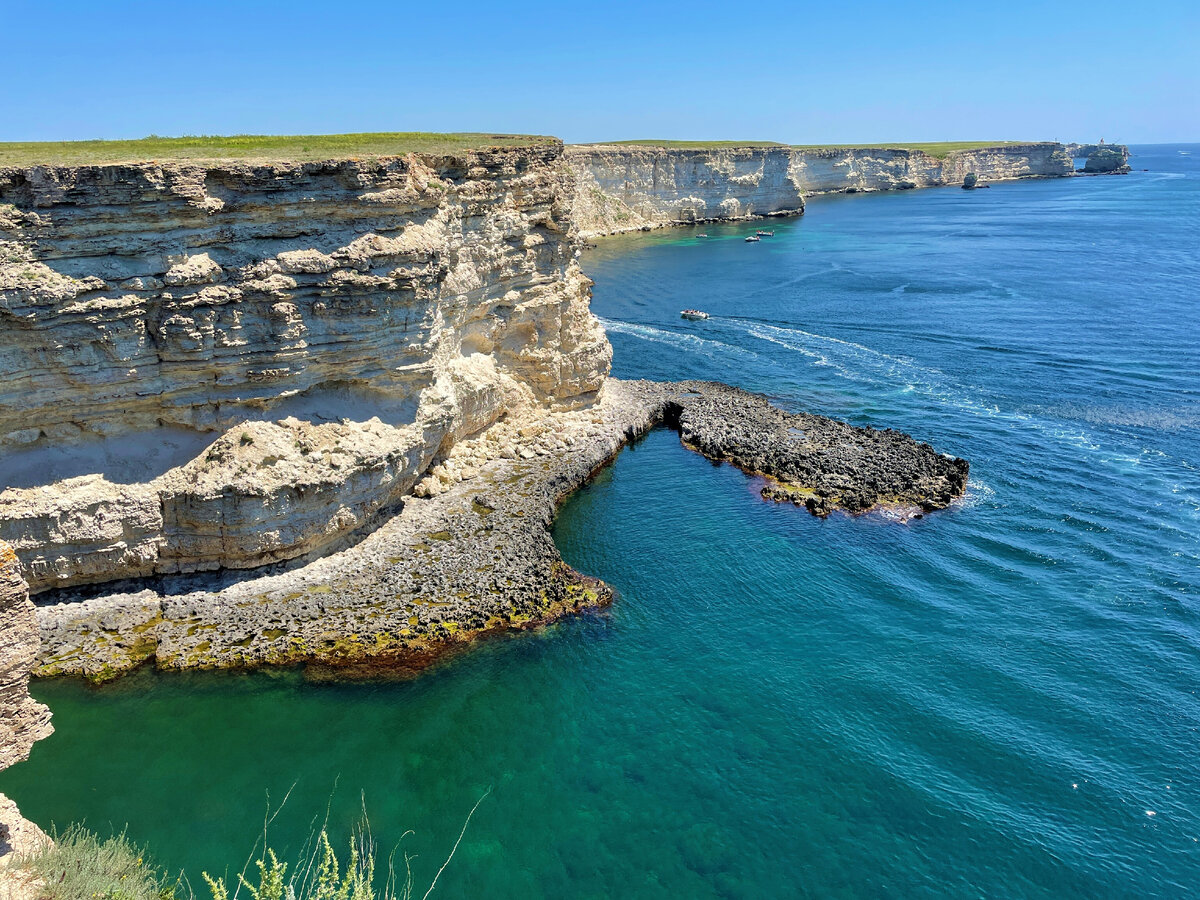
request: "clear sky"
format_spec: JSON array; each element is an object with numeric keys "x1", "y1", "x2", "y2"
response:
[{"x1": 4, "y1": 0, "x2": 1196, "y2": 145}]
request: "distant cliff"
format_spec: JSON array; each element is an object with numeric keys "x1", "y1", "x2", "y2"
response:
[
  {"x1": 1066, "y1": 143, "x2": 1132, "y2": 174},
  {"x1": 567, "y1": 142, "x2": 1075, "y2": 236},
  {"x1": 791, "y1": 143, "x2": 1073, "y2": 194},
  {"x1": 0, "y1": 145, "x2": 612, "y2": 592},
  {"x1": 567, "y1": 145, "x2": 804, "y2": 237}
]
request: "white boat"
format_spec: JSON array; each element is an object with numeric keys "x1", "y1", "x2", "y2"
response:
[
  {"x1": 756, "y1": 230, "x2": 774, "y2": 237},
  {"x1": 680, "y1": 309, "x2": 709, "y2": 321},
  {"x1": 745, "y1": 235, "x2": 760, "y2": 243}
]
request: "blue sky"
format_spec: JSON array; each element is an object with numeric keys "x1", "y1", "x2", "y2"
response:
[{"x1": 4, "y1": 0, "x2": 1196, "y2": 144}]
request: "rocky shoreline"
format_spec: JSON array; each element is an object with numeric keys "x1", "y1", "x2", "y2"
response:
[{"x1": 35, "y1": 379, "x2": 968, "y2": 682}]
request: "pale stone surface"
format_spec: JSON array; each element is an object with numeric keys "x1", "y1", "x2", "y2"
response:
[
  {"x1": 567, "y1": 145, "x2": 805, "y2": 236},
  {"x1": 0, "y1": 793, "x2": 49, "y2": 900},
  {"x1": 0, "y1": 545, "x2": 51, "y2": 770},
  {"x1": 788, "y1": 143, "x2": 1073, "y2": 195},
  {"x1": 566, "y1": 143, "x2": 1075, "y2": 236},
  {"x1": 0, "y1": 543, "x2": 53, "y2": 899},
  {"x1": 0, "y1": 146, "x2": 612, "y2": 591}
]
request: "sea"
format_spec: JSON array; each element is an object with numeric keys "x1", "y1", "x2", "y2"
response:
[{"x1": 4, "y1": 144, "x2": 1198, "y2": 899}]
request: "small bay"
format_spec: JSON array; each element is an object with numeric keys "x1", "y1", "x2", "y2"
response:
[{"x1": 6, "y1": 146, "x2": 1199, "y2": 898}]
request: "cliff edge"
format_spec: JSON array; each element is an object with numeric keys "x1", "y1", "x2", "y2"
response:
[{"x1": 0, "y1": 144, "x2": 612, "y2": 593}]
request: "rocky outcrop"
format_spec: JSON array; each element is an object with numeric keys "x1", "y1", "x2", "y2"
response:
[
  {"x1": 0, "y1": 545, "x2": 51, "y2": 769},
  {"x1": 36, "y1": 380, "x2": 968, "y2": 681},
  {"x1": 0, "y1": 543, "x2": 53, "y2": 893},
  {"x1": 1066, "y1": 143, "x2": 1132, "y2": 174},
  {"x1": 566, "y1": 145, "x2": 804, "y2": 236},
  {"x1": 568, "y1": 143, "x2": 1074, "y2": 235},
  {"x1": 0, "y1": 146, "x2": 612, "y2": 592},
  {"x1": 668, "y1": 382, "x2": 968, "y2": 516}
]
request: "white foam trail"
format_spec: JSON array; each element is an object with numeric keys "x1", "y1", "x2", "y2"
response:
[
  {"x1": 726, "y1": 321, "x2": 1196, "y2": 495},
  {"x1": 598, "y1": 317, "x2": 759, "y2": 360}
]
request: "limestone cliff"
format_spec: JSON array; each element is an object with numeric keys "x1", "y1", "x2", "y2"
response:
[
  {"x1": 0, "y1": 145, "x2": 612, "y2": 592},
  {"x1": 0, "y1": 545, "x2": 50, "y2": 770},
  {"x1": 789, "y1": 142, "x2": 1073, "y2": 194},
  {"x1": 567, "y1": 142, "x2": 1074, "y2": 236},
  {"x1": 566, "y1": 145, "x2": 804, "y2": 236},
  {"x1": 0, "y1": 542, "x2": 53, "y2": 886},
  {"x1": 1066, "y1": 143, "x2": 1132, "y2": 174}
]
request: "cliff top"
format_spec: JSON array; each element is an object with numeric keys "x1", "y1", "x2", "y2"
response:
[
  {"x1": 791, "y1": 141, "x2": 1034, "y2": 159},
  {"x1": 587, "y1": 140, "x2": 789, "y2": 149},
  {"x1": 0, "y1": 132, "x2": 559, "y2": 167},
  {"x1": 578, "y1": 140, "x2": 1040, "y2": 159}
]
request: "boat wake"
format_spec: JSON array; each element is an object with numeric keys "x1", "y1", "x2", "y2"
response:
[{"x1": 598, "y1": 317, "x2": 758, "y2": 360}]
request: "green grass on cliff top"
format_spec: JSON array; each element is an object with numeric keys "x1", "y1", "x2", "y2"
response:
[
  {"x1": 590, "y1": 140, "x2": 1033, "y2": 158},
  {"x1": 0, "y1": 132, "x2": 558, "y2": 166}
]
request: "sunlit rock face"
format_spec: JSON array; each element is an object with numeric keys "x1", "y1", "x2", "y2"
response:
[
  {"x1": 0, "y1": 543, "x2": 51, "y2": 767},
  {"x1": 789, "y1": 143, "x2": 1073, "y2": 193},
  {"x1": 566, "y1": 145, "x2": 805, "y2": 236},
  {"x1": 0, "y1": 146, "x2": 611, "y2": 591},
  {"x1": 567, "y1": 143, "x2": 1073, "y2": 235},
  {"x1": 0, "y1": 542, "x2": 52, "y2": 882}
]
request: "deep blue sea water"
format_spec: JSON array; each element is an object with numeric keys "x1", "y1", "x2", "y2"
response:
[{"x1": 4, "y1": 145, "x2": 1198, "y2": 898}]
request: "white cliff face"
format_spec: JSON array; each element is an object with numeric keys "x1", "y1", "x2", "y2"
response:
[
  {"x1": 0, "y1": 147, "x2": 611, "y2": 592},
  {"x1": 568, "y1": 143, "x2": 1073, "y2": 235},
  {"x1": 566, "y1": 145, "x2": 805, "y2": 236},
  {"x1": 790, "y1": 143, "x2": 1073, "y2": 193}
]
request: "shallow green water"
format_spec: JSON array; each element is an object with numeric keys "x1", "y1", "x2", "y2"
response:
[{"x1": 6, "y1": 145, "x2": 1200, "y2": 898}]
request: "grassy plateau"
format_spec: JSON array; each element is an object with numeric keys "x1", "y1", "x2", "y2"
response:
[
  {"x1": 0, "y1": 134, "x2": 1043, "y2": 167},
  {"x1": 587, "y1": 139, "x2": 1035, "y2": 159},
  {"x1": 0, "y1": 132, "x2": 557, "y2": 167}
]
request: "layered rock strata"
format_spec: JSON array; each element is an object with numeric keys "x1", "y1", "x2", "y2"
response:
[
  {"x1": 0, "y1": 543, "x2": 53, "y2": 894},
  {"x1": 0, "y1": 146, "x2": 612, "y2": 593},
  {"x1": 1066, "y1": 143, "x2": 1132, "y2": 174},
  {"x1": 790, "y1": 143, "x2": 1073, "y2": 195},
  {"x1": 36, "y1": 380, "x2": 968, "y2": 681},
  {"x1": 566, "y1": 145, "x2": 805, "y2": 236},
  {"x1": 567, "y1": 143, "x2": 1075, "y2": 236}
]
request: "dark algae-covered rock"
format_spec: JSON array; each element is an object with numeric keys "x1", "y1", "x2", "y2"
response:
[{"x1": 665, "y1": 381, "x2": 968, "y2": 517}]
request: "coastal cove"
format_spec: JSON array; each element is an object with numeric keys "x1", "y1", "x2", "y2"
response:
[{"x1": 2, "y1": 145, "x2": 1198, "y2": 897}]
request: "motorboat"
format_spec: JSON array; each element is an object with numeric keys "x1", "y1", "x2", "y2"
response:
[
  {"x1": 756, "y1": 230, "x2": 774, "y2": 237},
  {"x1": 745, "y1": 235, "x2": 760, "y2": 243},
  {"x1": 680, "y1": 309, "x2": 710, "y2": 321}
]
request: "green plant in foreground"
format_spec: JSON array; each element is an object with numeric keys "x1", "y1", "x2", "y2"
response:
[
  {"x1": 23, "y1": 790, "x2": 488, "y2": 900},
  {"x1": 203, "y1": 833, "x2": 377, "y2": 900},
  {"x1": 28, "y1": 823, "x2": 178, "y2": 900}
]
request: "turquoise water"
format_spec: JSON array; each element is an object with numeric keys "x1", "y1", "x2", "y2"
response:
[{"x1": 6, "y1": 146, "x2": 1200, "y2": 898}]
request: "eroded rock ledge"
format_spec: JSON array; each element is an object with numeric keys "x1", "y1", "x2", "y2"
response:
[{"x1": 35, "y1": 379, "x2": 968, "y2": 682}]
